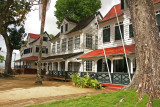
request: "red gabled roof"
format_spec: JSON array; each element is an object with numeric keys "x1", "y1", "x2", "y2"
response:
[
  {"x1": 101, "y1": 0, "x2": 160, "y2": 23},
  {"x1": 15, "y1": 56, "x2": 45, "y2": 62},
  {"x1": 153, "y1": 0, "x2": 160, "y2": 3},
  {"x1": 28, "y1": 33, "x2": 40, "y2": 40},
  {"x1": 101, "y1": 4, "x2": 123, "y2": 22},
  {"x1": 79, "y1": 44, "x2": 135, "y2": 59}
]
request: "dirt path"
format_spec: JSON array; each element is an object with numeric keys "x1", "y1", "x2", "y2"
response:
[{"x1": 0, "y1": 75, "x2": 112, "y2": 107}]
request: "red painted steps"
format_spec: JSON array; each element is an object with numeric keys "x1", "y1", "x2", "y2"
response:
[{"x1": 100, "y1": 83, "x2": 125, "y2": 91}]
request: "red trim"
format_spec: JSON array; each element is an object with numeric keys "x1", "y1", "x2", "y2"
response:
[
  {"x1": 100, "y1": 83, "x2": 124, "y2": 88},
  {"x1": 28, "y1": 33, "x2": 40, "y2": 40},
  {"x1": 101, "y1": 4, "x2": 123, "y2": 23},
  {"x1": 79, "y1": 44, "x2": 135, "y2": 59},
  {"x1": 15, "y1": 56, "x2": 45, "y2": 62}
]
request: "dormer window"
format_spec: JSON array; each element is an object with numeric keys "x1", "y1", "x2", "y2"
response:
[
  {"x1": 61, "y1": 26, "x2": 63, "y2": 33},
  {"x1": 65, "y1": 23, "x2": 68, "y2": 32},
  {"x1": 43, "y1": 37, "x2": 48, "y2": 41}
]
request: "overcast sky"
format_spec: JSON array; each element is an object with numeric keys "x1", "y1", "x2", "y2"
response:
[{"x1": 0, "y1": 0, "x2": 120, "y2": 68}]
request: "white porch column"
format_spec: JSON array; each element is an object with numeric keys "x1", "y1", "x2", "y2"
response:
[
  {"x1": 52, "y1": 62, "x2": 54, "y2": 71},
  {"x1": 46, "y1": 62, "x2": 48, "y2": 72},
  {"x1": 65, "y1": 61, "x2": 68, "y2": 71},
  {"x1": 58, "y1": 62, "x2": 60, "y2": 71},
  {"x1": 130, "y1": 59, "x2": 134, "y2": 74},
  {"x1": 72, "y1": 62, "x2": 74, "y2": 71},
  {"x1": 94, "y1": 59, "x2": 98, "y2": 73},
  {"x1": 80, "y1": 61, "x2": 84, "y2": 72},
  {"x1": 111, "y1": 59, "x2": 114, "y2": 73}
]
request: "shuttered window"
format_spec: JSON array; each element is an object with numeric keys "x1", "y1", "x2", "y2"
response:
[
  {"x1": 61, "y1": 26, "x2": 63, "y2": 33},
  {"x1": 129, "y1": 24, "x2": 134, "y2": 38},
  {"x1": 86, "y1": 34, "x2": 92, "y2": 49},
  {"x1": 65, "y1": 23, "x2": 68, "y2": 32},
  {"x1": 52, "y1": 43, "x2": 55, "y2": 53},
  {"x1": 68, "y1": 37, "x2": 73, "y2": 51},
  {"x1": 62, "y1": 39, "x2": 66, "y2": 52},
  {"x1": 57, "y1": 41, "x2": 60, "y2": 53},
  {"x1": 75, "y1": 35, "x2": 80, "y2": 49},
  {"x1": 115, "y1": 22, "x2": 124, "y2": 40},
  {"x1": 103, "y1": 26, "x2": 110, "y2": 42},
  {"x1": 86, "y1": 60, "x2": 92, "y2": 71},
  {"x1": 156, "y1": 11, "x2": 160, "y2": 32}
]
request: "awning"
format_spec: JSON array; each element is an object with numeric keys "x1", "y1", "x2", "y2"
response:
[
  {"x1": 15, "y1": 56, "x2": 45, "y2": 62},
  {"x1": 79, "y1": 44, "x2": 135, "y2": 59},
  {"x1": 43, "y1": 52, "x2": 84, "y2": 60}
]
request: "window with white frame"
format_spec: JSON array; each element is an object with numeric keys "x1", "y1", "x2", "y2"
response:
[
  {"x1": 103, "y1": 25, "x2": 110, "y2": 42},
  {"x1": 115, "y1": 22, "x2": 124, "y2": 40},
  {"x1": 52, "y1": 43, "x2": 56, "y2": 53},
  {"x1": 86, "y1": 34, "x2": 92, "y2": 49},
  {"x1": 42, "y1": 47, "x2": 48, "y2": 54},
  {"x1": 86, "y1": 60, "x2": 92, "y2": 71},
  {"x1": 75, "y1": 35, "x2": 80, "y2": 49},
  {"x1": 57, "y1": 41, "x2": 60, "y2": 53},
  {"x1": 156, "y1": 10, "x2": 160, "y2": 32},
  {"x1": 68, "y1": 37, "x2": 73, "y2": 51},
  {"x1": 65, "y1": 23, "x2": 68, "y2": 32},
  {"x1": 129, "y1": 20, "x2": 134, "y2": 38},
  {"x1": 62, "y1": 39, "x2": 66, "y2": 52},
  {"x1": 61, "y1": 26, "x2": 63, "y2": 33}
]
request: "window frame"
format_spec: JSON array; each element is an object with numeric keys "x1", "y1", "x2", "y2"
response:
[
  {"x1": 57, "y1": 41, "x2": 60, "y2": 53},
  {"x1": 115, "y1": 22, "x2": 124, "y2": 40},
  {"x1": 86, "y1": 60, "x2": 92, "y2": 71},
  {"x1": 86, "y1": 34, "x2": 92, "y2": 49},
  {"x1": 62, "y1": 39, "x2": 66, "y2": 52},
  {"x1": 103, "y1": 25, "x2": 110, "y2": 43},
  {"x1": 75, "y1": 35, "x2": 80, "y2": 49},
  {"x1": 68, "y1": 37, "x2": 73, "y2": 51},
  {"x1": 52, "y1": 43, "x2": 56, "y2": 54}
]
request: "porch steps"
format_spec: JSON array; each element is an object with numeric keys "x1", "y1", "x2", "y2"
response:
[{"x1": 100, "y1": 83, "x2": 124, "y2": 91}]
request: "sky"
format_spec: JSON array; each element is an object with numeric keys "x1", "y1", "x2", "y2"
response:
[{"x1": 0, "y1": 0, "x2": 120, "y2": 68}]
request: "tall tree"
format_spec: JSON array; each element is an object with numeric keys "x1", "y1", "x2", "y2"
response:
[
  {"x1": 35, "y1": 0, "x2": 50, "y2": 84},
  {"x1": 54, "y1": 0, "x2": 101, "y2": 27},
  {"x1": 0, "y1": 0, "x2": 31, "y2": 75},
  {"x1": 125, "y1": 0, "x2": 160, "y2": 105}
]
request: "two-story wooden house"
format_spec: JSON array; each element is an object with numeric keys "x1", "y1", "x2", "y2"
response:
[
  {"x1": 42, "y1": 12, "x2": 103, "y2": 72},
  {"x1": 78, "y1": 0, "x2": 160, "y2": 84},
  {"x1": 15, "y1": 32, "x2": 51, "y2": 73}
]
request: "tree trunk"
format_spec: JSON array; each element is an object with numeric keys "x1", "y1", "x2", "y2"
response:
[
  {"x1": 35, "y1": 0, "x2": 48, "y2": 85},
  {"x1": 126, "y1": 0, "x2": 160, "y2": 102},
  {"x1": 2, "y1": 30, "x2": 13, "y2": 75}
]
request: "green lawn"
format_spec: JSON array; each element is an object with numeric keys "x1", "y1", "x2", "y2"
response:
[{"x1": 27, "y1": 90, "x2": 160, "y2": 107}]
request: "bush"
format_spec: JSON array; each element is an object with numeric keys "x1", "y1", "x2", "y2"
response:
[{"x1": 71, "y1": 72, "x2": 103, "y2": 89}]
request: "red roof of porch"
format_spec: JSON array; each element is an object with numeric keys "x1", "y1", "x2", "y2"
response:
[
  {"x1": 79, "y1": 44, "x2": 135, "y2": 59},
  {"x1": 15, "y1": 56, "x2": 45, "y2": 62}
]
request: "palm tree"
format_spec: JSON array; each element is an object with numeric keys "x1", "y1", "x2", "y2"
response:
[{"x1": 29, "y1": 0, "x2": 50, "y2": 84}]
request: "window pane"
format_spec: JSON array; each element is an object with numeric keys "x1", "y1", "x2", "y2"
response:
[
  {"x1": 61, "y1": 26, "x2": 63, "y2": 33},
  {"x1": 86, "y1": 35, "x2": 92, "y2": 48},
  {"x1": 62, "y1": 39, "x2": 66, "y2": 52},
  {"x1": 86, "y1": 60, "x2": 92, "y2": 71},
  {"x1": 129, "y1": 24, "x2": 134, "y2": 38},
  {"x1": 115, "y1": 24, "x2": 124, "y2": 40},
  {"x1": 103, "y1": 28, "x2": 110, "y2": 42},
  {"x1": 75, "y1": 35, "x2": 80, "y2": 49},
  {"x1": 68, "y1": 37, "x2": 73, "y2": 51},
  {"x1": 156, "y1": 14, "x2": 160, "y2": 32},
  {"x1": 65, "y1": 24, "x2": 68, "y2": 31}
]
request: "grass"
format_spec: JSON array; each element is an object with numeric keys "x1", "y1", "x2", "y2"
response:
[{"x1": 27, "y1": 90, "x2": 160, "y2": 107}]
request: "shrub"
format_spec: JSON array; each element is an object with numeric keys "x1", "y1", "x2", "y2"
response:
[{"x1": 71, "y1": 72, "x2": 103, "y2": 89}]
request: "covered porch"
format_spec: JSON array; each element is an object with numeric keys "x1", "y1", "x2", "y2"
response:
[{"x1": 79, "y1": 44, "x2": 136, "y2": 85}]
